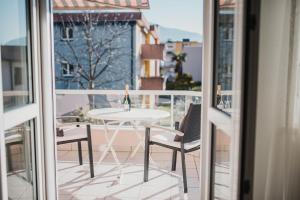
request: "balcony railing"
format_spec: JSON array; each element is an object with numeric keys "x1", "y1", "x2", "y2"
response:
[
  {"x1": 3, "y1": 89, "x2": 233, "y2": 120},
  {"x1": 56, "y1": 89, "x2": 202, "y2": 127}
]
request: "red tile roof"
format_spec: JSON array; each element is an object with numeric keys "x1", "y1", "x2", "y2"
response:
[
  {"x1": 53, "y1": 12, "x2": 158, "y2": 39},
  {"x1": 53, "y1": 0, "x2": 150, "y2": 10},
  {"x1": 219, "y1": 0, "x2": 235, "y2": 8},
  {"x1": 53, "y1": 12, "x2": 143, "y2": 22}
]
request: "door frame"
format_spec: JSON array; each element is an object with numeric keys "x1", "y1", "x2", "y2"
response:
[
  {"x1": 0, "y1": 0, "x2": 44, "y2": 197},
  {"x1": 239, "y1": 0, "x2": 261, "y2": 199},
  {"x1": 200, "y1": 0, "x2": 246, "y2": 199},
  {"x1": 0, "y1": 46, "x2": 6, "y2": 200},
  {"x1": 39, "y1": 0, "x2": 58, "y2": 198},
  {"x1": 0, "y1": 0, "x2": 57, "y2": 199},
  {"x1": 38, "y1": 0, "x2": 58, "y2": 199}
]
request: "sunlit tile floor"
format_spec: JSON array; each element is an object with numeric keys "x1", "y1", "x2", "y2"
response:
[
  {"x1": 57, "y1": 150, "x2": 200, "y2": 200},
  {"x1": 7, "y1": 172, "x2": 34, "y2": 200}
]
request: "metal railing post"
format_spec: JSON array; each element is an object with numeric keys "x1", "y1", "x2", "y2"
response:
[
  {"x1": 150, "y1": 94, "x2": 155, "y2": 109},
  {"x1": 170, "y1": 95, "x2": 174, "y2": 127},
  {"x1": 185, "y1": 95, "x2": 192, "y2": 114}
]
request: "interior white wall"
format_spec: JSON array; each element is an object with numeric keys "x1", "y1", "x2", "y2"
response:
[{"x1": 254, "y1": 0, "x2": 300, "y2": 199}]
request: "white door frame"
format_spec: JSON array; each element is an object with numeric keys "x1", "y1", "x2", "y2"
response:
[
  {"x1": 0, "y1": 46, "x2": 8, "y2": 200},
  {"x1": 0, "y1": 0, "x2": 57, "y2": 199},
  {"x1": 200, "y1": 0, "x2": 245, "y2": 199},
  {"x1": 39, "y1": 0, "x2": 58, "y2": 198}
]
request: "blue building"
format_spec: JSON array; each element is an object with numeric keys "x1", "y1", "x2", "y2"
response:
[{"x1": 53, "y1": 11, "x2": 161, "y2": 90}]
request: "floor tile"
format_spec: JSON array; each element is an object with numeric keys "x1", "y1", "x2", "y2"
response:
[
  {"x1": 71, "y1": 195, "x2": 106, "y2": 200},
  {"x1": 107, "y1": 184, "x2": 142, "y2": 199},
  {"x1": 140, "y1": 185, "x2": 173, "y2": 200},
  {"x1": 57, "y1": 150, "x2": 201, "y2": 200}
]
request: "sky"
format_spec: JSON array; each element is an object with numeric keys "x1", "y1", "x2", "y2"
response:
[
  {"x1": 0, "y1": 0, "x2": 203, "y2": 44},
  {"x1": 143, "y1": 0, "x2": 203, "y2": 35},
  {"x1": 0, "y1": 0, "x2": 27, "y2": 45}
]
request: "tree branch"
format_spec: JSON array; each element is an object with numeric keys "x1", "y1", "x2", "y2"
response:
[{"x1": 55, "y1": 12, "x2": 132, "y2": 89}]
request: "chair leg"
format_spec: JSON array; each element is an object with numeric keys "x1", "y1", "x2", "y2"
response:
[
  {"x1": 171, "y1": 150, "x2": 177, "y2": 171},
  {"x1": 181, "y1": 147, "x2": 188, "y2": 193},
  {"x1": 6, "y1": 144, "x2": 13, "y2": 172},
  {"x1": 87, "y1": 124, "x2": 94, "y2": 178},
  {"x1": 144, "y1": 127, "x2": 150, "y2": 182},
  {"x1": 77, "y1": 141, "x2": 83, "y2": 165}
]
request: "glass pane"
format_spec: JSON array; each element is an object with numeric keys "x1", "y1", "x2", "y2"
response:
[
  {"x1": 211, "y1": 125, "x2": 231, "y2": 199},
  {"x1": 0, "y1": 0, "x2": 33, "y2": 111},
  {"x1": 213, "y1": 0, "x2": 236, "y2": 114},
  {"x1": 5, "y1": 120, "x2": 36, "y2": 200}
]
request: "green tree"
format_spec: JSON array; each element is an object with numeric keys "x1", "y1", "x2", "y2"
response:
[
  {"x1": 167, "y1": 51, "x2": 187, "y2": 76},
  {"x1": 166, "y1": 73, "x2": 201, "y2": 91}
]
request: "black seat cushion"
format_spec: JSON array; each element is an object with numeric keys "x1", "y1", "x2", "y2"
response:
[
  {"x1": 174, "y1": 104, "x2": 201, "y2": 143},
  {"x1": 56, "y1": 128, "x2": 64, "y2": 137}
]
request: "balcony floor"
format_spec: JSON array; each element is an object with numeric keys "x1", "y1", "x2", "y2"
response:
[{"x1": 57, "y1": 150, "x2": 200, "y2": 200}]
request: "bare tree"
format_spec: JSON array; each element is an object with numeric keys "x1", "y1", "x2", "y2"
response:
[{"x1": 54, "y1": 12, "x2": 134, "y2": 108}]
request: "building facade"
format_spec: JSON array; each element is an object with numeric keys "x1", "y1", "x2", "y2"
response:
[
  {"x1": 161, "y1": 39, "x2": 202, "y2": 84},
  {"x1": 182, "y1": 44, "x2": 203, "y2": 82},
  {"x1": 216, "y1": 1, "x2": 234, "y2": 91},
  {"x1": 54, "y1": 12, "x2": 159, "y2": 90}
]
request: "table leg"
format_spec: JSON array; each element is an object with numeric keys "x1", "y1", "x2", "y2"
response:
[
  {"x1": 97, "y1": 121, "x2": 125, "y2": 165},
  {"x1": 129, "y1": 122, "x2": 142, "y2": 158},
  {"x1": 129, "y1": 122, "x2": 156, "y2": 165},
  {"x1": 105, "y1": 121, "x2": 123, "y2": 164}
]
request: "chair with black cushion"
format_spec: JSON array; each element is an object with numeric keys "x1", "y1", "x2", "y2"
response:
[
  {"x1": 56, "y1": 116, "x2": 94, "y2": 178},
  {"x1": 144, "y1": 104, "x2": 201, "y2": 193},
  {"x1": 5, "y1": 129, "x2": 24, "y2": 172}
]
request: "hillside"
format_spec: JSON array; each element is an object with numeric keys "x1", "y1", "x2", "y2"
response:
[{"x1": 158, "y1": 26, "x2": 202, "y2": 42}]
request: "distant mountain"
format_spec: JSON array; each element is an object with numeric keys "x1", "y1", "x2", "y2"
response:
[
  {"x1": 158, "y1": 26, "x2": 202, "y2": 42},
  {"x1": 4, "y1": 37, "x2": 26, "y2": 46}
]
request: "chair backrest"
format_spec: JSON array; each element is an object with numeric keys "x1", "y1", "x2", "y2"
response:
[{"x1": 178, "y1": 103, "x2": 201, "y2": 143}]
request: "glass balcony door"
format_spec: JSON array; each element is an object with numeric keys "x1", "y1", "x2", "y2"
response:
[
  {"x1": 201, "y1": 0, "x2": 245, "y2": 199},
  {"x1": 0, "y1": 0, "x2": 45, "y2": 199}
]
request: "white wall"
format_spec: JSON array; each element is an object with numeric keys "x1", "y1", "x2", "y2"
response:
[
  {"x1": 183, "y1": 45, "x2": 202, "y2": 82},
  {"x1": 2, "y1": 61, "x2": 12, "y2": 90},
  {"x1": 254, "y1": 0, "x2": 300, "y2": 199}
]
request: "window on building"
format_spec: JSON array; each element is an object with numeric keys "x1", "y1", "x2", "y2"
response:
[
  {"x1": 223, "y1": 27, "x2": 233, "y2": 41},
  {"x1": 61, "y1": 26, "x2": 73, "y2": 40},
  {"x1": 61, "y1": 62, "x2": 75, "y2": 77},
  {"x1": 13, "y1": 67, "x2": 23, "y2": 85}
]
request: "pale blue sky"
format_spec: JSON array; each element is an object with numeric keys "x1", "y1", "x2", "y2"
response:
[
  {"x1": 0, "y1": 0, "x2": 27, "y2": 45},
  {"x1": 0, "y1": 0, "x2": 203, "y2": 44},
  {"x1": 143, "y1": 0, "x2": 203, "y2": 35}
]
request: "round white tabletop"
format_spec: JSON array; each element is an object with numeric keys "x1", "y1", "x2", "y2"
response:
[{"x1": 87, "y1": 108, "x2": 170, "y2": 122}]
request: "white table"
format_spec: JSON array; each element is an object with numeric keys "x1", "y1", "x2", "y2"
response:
[{"x1": 87, "y1": 108, "x2": 170, "y2": 166}]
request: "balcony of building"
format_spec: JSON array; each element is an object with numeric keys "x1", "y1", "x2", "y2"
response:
[
  {"x1": 53, "y1": 89, "x2": 231, "y2": 200},
  {"x1": 55, "y1": 89, "x2": 201, "y2": 199}
]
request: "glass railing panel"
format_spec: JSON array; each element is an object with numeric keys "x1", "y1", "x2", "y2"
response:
[{"x1": 55, "y1": 90, "x2": 202, "y2": 128}]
